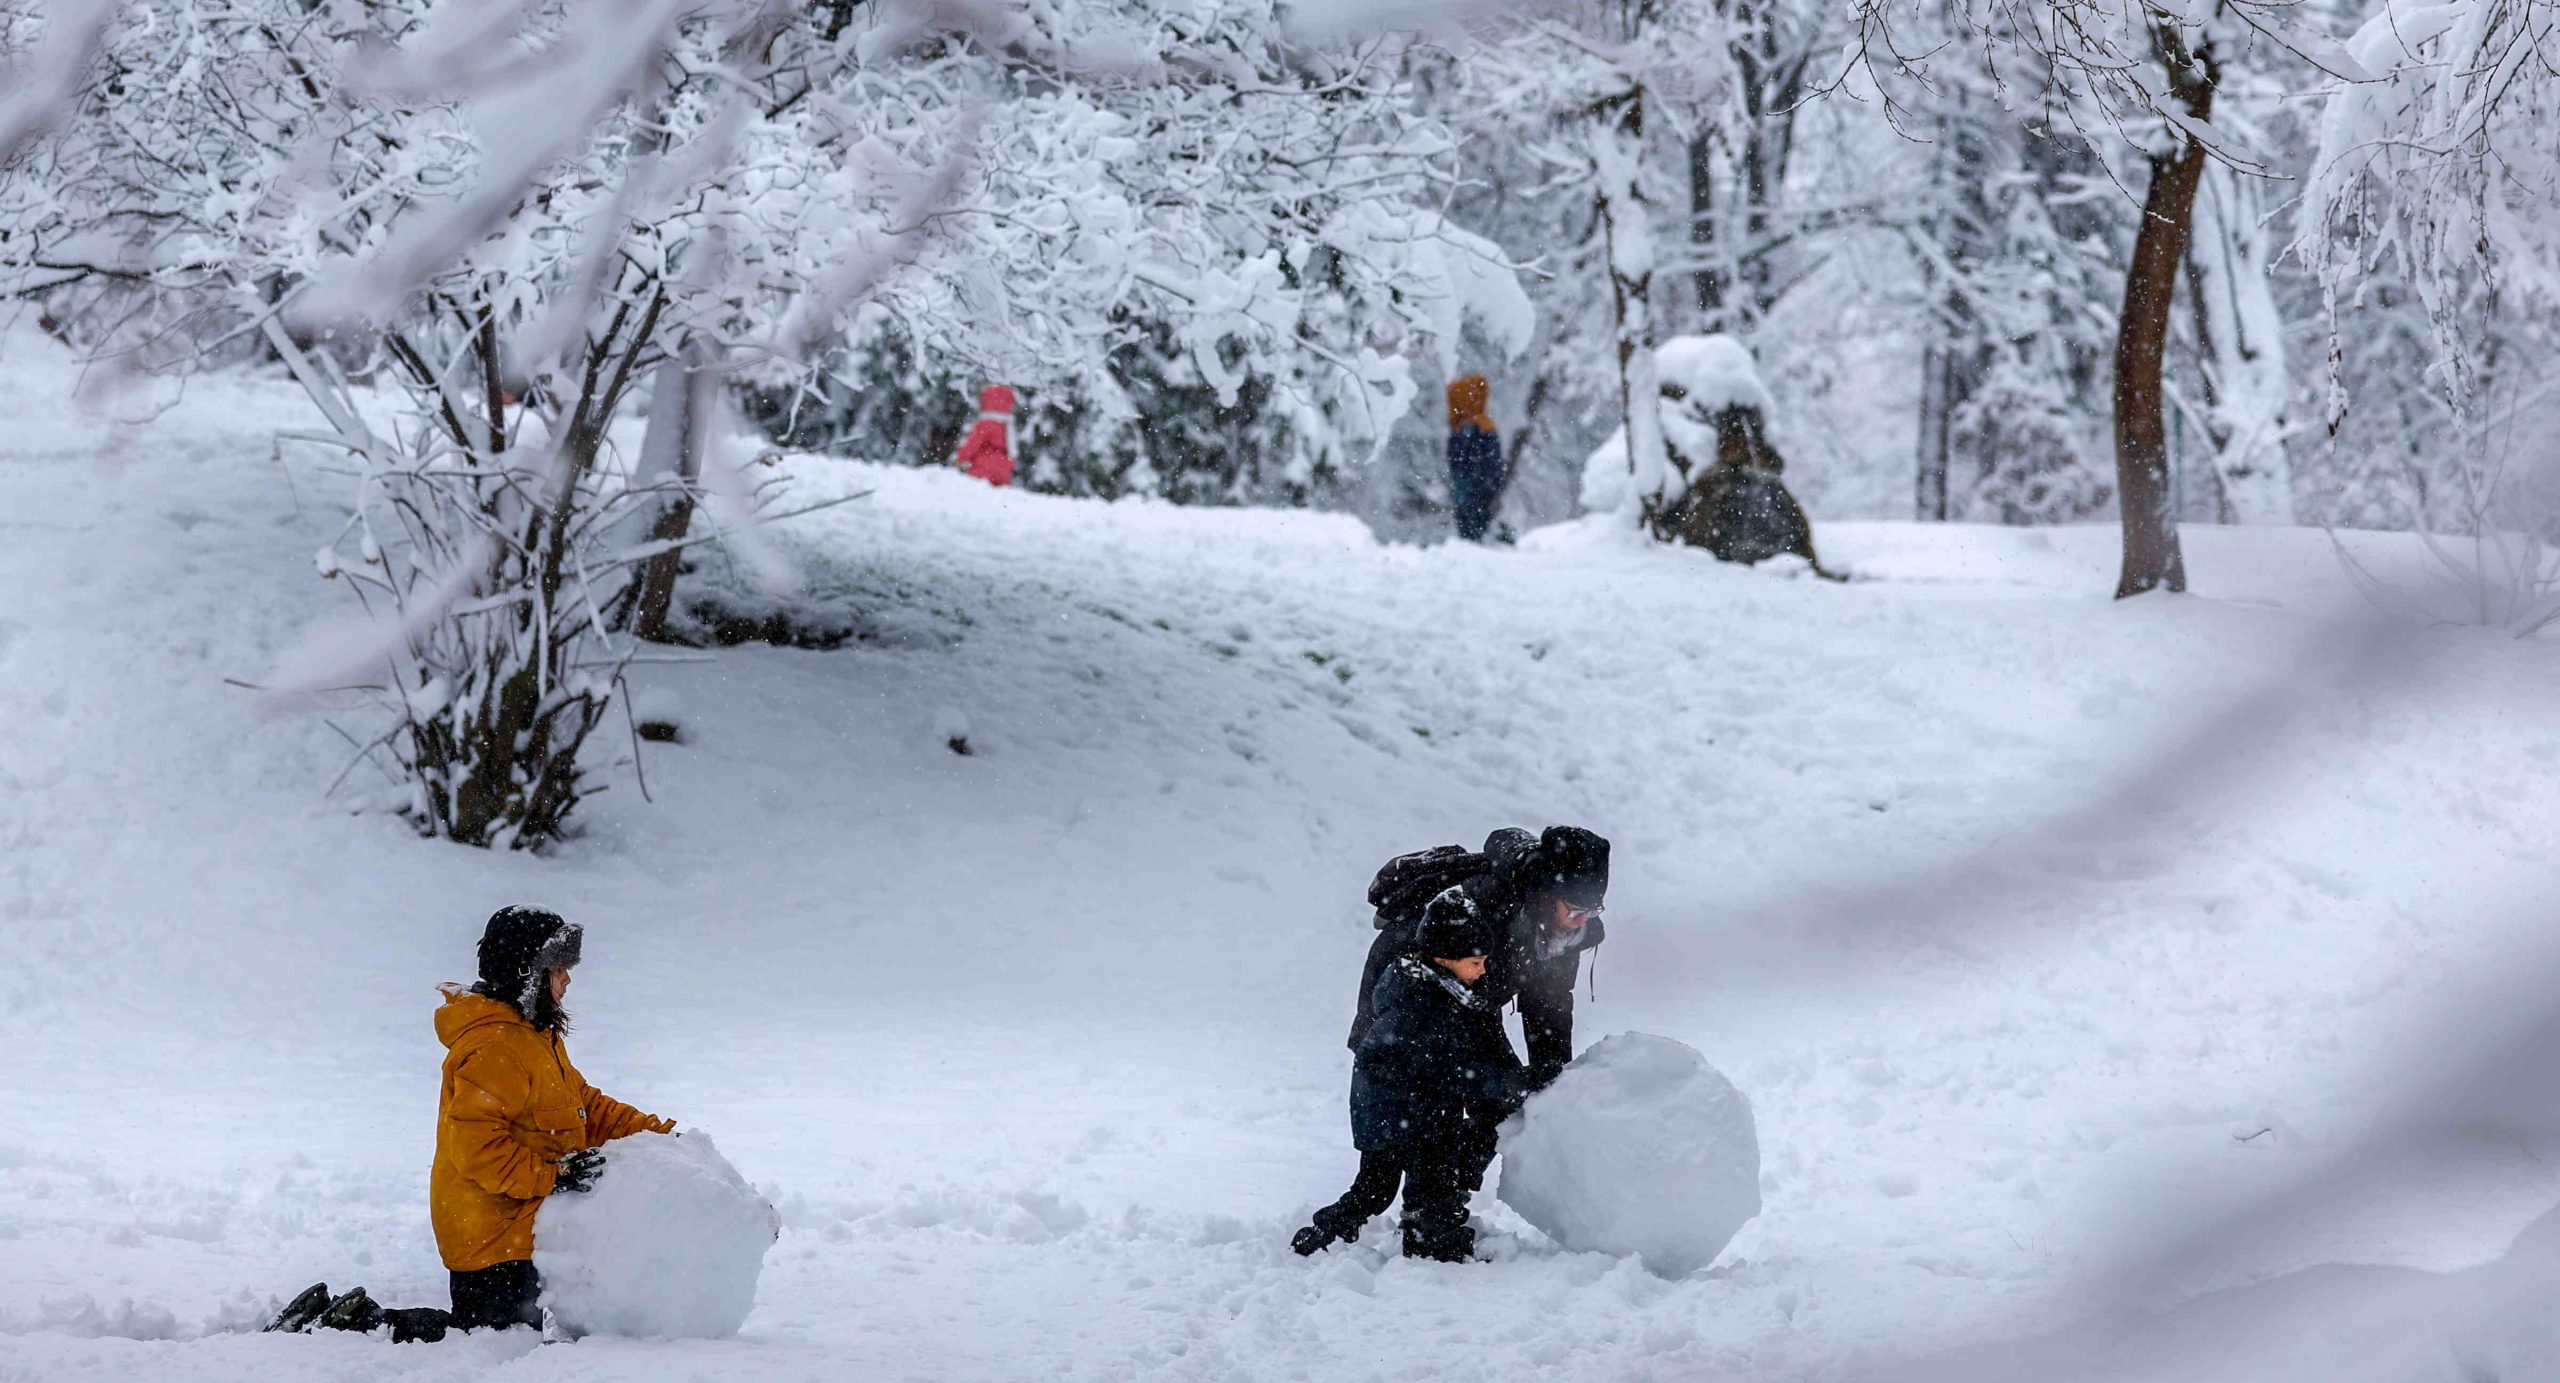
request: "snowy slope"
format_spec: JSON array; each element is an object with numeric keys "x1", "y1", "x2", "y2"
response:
[{"x1": 4, "y1": 330, "x2": 2557, "y2": 1381}]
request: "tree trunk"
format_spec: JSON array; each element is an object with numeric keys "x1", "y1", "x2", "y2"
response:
[
  {"x1": 1729, "y1": 10, "x2": 1806, "y2": 323},
  {"x1": 2185, "y1": 160, "x2": 2295, "y2": 525},
  {"x1": 1738, "y1": 107, "x2": 1797, "y2": 318},
  {"x1": 1913, "y1": 99, "x2": 1994, "y2": 524},
  {"x1": 1688, "y1": 132, "x2": 1726, "y2": 323},
  {"x1": 1916, "y1": 344, "x2": 1953, "y2": 520},
  {"x1": 628, "y1": 353, "x2": 713, "y2": 641},
  {"x1": 1592, "y1": 81, "x2": 1670, "y2": 529},
  {"x1": 2113, "y1": 23, "x2": 2217, "y2": 599}
]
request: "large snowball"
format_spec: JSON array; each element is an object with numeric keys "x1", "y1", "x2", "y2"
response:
[
  {"x1": 533, "y1": 1130, "x2": 779, "y2": 1339},
  {"x1": 1496, "y1": 1033, "x2": 1761, "y2": 1276}
]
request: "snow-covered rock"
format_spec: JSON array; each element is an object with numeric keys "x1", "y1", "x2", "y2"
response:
[
  {"x1": 629, "y1": 686, "x2": 685, "y2": 728},
  {"x1": 533, "y1": 1130, "x2": 779, "y2": 1339},
  {"x1": 1496, "y1": 1033, "x2": 1760, "y2": 1276}
]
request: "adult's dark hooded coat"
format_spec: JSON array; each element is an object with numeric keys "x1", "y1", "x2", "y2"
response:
[{"x1": 1348, "y1": 828, "x2": 1607, "y2": 1074}]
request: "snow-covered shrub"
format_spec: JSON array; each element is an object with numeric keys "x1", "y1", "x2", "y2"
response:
[
  {"x1": 533, "y1": 1131, "x2": 778, "y2": 1340},
  {"x1": 1952, "y1": 369, "x2": 2114, "y2": 526},
  {"x1": 2335, "y1": 400, "x2": 2560, "y2": 637},
  {"x1": 1018, "y1": 325, "x2": 1305, "y2": 505},
  {"x1": 279, "y1": 304, "x2": 676, "y2": 848},
  {"x1": 1496, "y1": 1033, "x2": 1761, "y2": 1277}
]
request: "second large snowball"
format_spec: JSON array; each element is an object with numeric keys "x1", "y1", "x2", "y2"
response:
[{"x1": 1496, "y1": 1032, "x2": 1761, "y2": 1276}]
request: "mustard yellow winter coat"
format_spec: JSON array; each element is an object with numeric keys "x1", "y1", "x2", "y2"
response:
[{"x1": 430, "y1": 985, "x2": 672, "y2": 1271}]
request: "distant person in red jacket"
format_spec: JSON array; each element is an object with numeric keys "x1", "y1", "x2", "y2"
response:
[{"x1": 954, "y1": 385, "x2": 1017, "y2": 487}]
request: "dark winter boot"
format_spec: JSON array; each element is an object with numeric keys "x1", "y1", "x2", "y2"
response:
[
  {"x1": 1398, "y1": 1157, "x2": 1479, "y2": 1263},
  {"x1": 1298, "y1": 1189, "x2": 1387, "y2": 1255},
  {"x1": 315, "y1": 1286, "x2": 384, "y2": 1334},
  {"x1": 1402, "y1": 1220, "x2": 1477, "y2": 1263},
  {"x1": 264, "y1": 1283, "x2": 332, "y2": 1333}
]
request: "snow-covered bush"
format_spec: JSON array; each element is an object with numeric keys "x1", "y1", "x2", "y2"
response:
[
  {"x1": 1497, "y1": 1033, "x2": 1761, "y2": 1276},
  {"x1": 533, "y1": 1131, "x2": 778, "y2": 1340},
  {"x1": 1953, "y1": 368, "x2": 2116, "y2": 526},
  {"x1": 287, "y1": 321, "x2": 657, "y2": 848}
]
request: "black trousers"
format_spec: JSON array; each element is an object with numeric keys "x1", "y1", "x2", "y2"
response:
[
  {"x1": 1313, "y1": 1128, "x2": 1498, "y2": 1258},
  {"x1": 450, "y1": 1260, "x2": 542, "y2": 1331},
  {"x1": 355, "y1": 1261, "x2": 540, "y2": 1343}
]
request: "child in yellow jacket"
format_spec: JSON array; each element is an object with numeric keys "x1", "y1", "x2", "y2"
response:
[{"x1": 269, "y1": 906, "x2": 671, "y2": 1342}]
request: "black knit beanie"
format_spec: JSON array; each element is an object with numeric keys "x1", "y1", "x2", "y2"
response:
[
  {"x1": 1532, "y1": 826, "x2": 1611, "y2": 907},
  {"x1": 1415, "y1": 891, "x2": 1493, "y2": 960}
]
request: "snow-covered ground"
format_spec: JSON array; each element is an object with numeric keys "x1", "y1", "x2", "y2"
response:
[{"x1": 4, "y1": 331, "x2": 2556, "y2": 1381}]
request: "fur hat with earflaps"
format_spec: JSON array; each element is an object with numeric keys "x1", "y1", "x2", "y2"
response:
[
  {"x1": 1531, "y1": 826, "x2": 1610, "y2": 908},
  {"x1": 475, "y1": 905, "x2": 582, "y2": 1029}
]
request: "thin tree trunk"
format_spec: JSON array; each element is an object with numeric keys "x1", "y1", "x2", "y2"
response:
[
  {"x1": 1917, "y1": 345, "x2": 1953, "y2": 520},
  {"x1": 1592, "y1": 81, "x2": 1669, "y2": 530},
  {"x1": 630, "y1": 354, "x2": 713, "y2": 642},
  {"x1": 1688, "y1": 132, "x2": 1726, "y2": 323},
  {"x1": 2185, "y1": 161, "x2": 2295, "y2": 525},
  {"x1": 2113, "y1": 22, "x2": 2217, "y2": 599},
  {"x1": 1740, "y1": 113, "x2": 1793, "y2": 318}
]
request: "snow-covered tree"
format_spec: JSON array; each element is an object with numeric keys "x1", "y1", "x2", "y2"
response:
[
  {"x1": 1681, "y1": 0, "x2": 1840, "y2": 331},
  {"x1": 2, "y1": 0, "x2": 1525, "y2": 844},
  {"x1": 2304, "y1": 0, "x2": 2560, "y2": 632},
  {"x1": 1851, "y1": 0, "x2": 2359, "y2": 591},
  {"x1": 1903, "y1": 65, "x2": 2127, "y2": 526}
]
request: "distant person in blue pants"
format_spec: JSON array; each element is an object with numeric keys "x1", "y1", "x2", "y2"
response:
[{"x1": 1446, "y1": 375, "x2": 1508, "y2": 543}]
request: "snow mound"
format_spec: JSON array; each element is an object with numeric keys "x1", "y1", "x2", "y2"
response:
[
  {"x1": 1496, "y1": 1033, "x2": 1760, "y2": 1276},
  {"x1": 1578, "y1": 333, "x2": 1775, "y2": 515},
  {"x1": 1654, "y1": 333, "x2": 1772, "y2": 416},
  {"x1": 533, "y1": 1130, "x2": 779, "y2": 1339}
]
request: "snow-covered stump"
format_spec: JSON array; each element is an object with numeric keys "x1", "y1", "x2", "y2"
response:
[
  {"x1": 1496, "y1": 1033, "x2": 1760, "y2": 1276},
  {"x1": 533, "y1": 1131, "x2": 779, "y2": 1339}
]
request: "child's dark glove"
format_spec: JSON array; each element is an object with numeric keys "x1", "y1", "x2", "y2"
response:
[{"x1": 554, "y1": 1147, "x2": 606, "y2": 1194}]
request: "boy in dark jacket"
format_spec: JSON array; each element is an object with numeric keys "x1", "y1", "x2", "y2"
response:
[{"x1": 1295, "y1": 903, "x2": 1533, "y2": 1261}]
